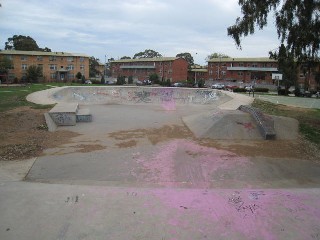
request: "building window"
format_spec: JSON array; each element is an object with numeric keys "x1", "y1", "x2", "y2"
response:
[
  {"x1": 80, "y1": 65, "x2": 85, "y2": 70},
  {"x1": 80, "y1": 57, "x2": 84, "y2": 62},
  {"x1": 67, "y1": 57, "x2": 74, "y2": 62},
  {"x1": 67, "y1": 64, "x2": 74, "y2": 70},
  {"x1": 49, "y1": 56, "x2": 57, "y2": 61},
  {"x1": 238, "y1": 72, "x2": 243, "y2": 76},
  {"x1": 209, "y1": 70, "x2": 213, "y2": 75},
  {"x1": 5, "y1": 55, "x2": 13, "y2": 60},
  {"x1": 37, "y1": 56, "x2": 43, "y2": 61},
  {"x1": 252, "y1": 63, "x2": 258, "y2": 67},
  {"x1": 21, "y1": 64, "x2": 28, "y2": 70},
  {"x1": 239, "y1": 63, "x2": 244, "y2": 67},
  {"x1": 50, "y1": 73, "x2": 56, "y2": 79},
  {"x1": 49, "y1": 64, "x2": 57, "y2": 70},
  {"x1": 21, "y1": 56, "x2": 28, "y2": 61},
  {"x1": 68, "y1": 74, "x2": 74, "y2": 79}
]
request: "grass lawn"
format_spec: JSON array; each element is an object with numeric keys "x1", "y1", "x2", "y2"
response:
[
  {"x1": 0, "y1": 83, "x2": 83, "y2": 112},
  {"x1": 252, "y1": 99, "x2": 320, "y2": 147}
]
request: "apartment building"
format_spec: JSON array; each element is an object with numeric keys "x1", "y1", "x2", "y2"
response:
[
  {"x1": 188, "y1": 65, "x2": 209, "y2": 84},
  {"x1": 110, "y1": 57, "x2": 188, "y2": 82},
  {"x1": 0, "y1": 50, "x2": 89, "y2": 82},
  {"x1": 207, "y1": 57, "x2": 279, "y2": 85}
]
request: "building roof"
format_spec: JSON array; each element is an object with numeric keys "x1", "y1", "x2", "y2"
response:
[
  {"x1": 190, "y1": 69, "x2": 208, "y2": 73},
  {"x1": 111, "y1": 57, "x2": 178, "y2": 63},
  {"x1": 0, "y1": 50, "x2": 89, "y2": 57},
  {"x1": 208, "y1": 57, "x2": 277, "y2": 63}
]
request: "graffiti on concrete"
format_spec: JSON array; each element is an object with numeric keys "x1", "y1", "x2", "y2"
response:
[
  {"x1": 50, "y1": 112, "x2": 76, "y2": 126},
  {"x1": 52, "y1": 86, "x2": 223, "y2": 105},
  {"x1": 134, "y1": 90, "x2": 152, "y2": 103},
  {"x1": 228, "y1": 191, "x2": 261, "y2": 218},
  {"x1": 73, "y1": 92, "x2": 85, "y2": 101}
]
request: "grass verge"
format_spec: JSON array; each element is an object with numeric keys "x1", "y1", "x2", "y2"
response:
[
  {"x1": 252, "y1": 99, "x2": 320, "y2": 148},
  {"x1": 0, "y1": 83, "x2": 82, "y2": 112}
]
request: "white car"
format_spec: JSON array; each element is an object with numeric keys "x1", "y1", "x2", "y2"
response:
[{"x1": 211, "y1": 83, "x2": 224, "y2": 89}]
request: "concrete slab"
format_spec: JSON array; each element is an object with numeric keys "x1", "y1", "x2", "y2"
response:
[
  {"x1": 0, "y1": 86, "x2": 316, "y2": 240},
  {"x1": 1, "y1": 182, "x2": 320, "y2": 240}
]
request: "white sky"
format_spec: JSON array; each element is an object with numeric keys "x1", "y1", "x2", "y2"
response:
[{"x1": 0, "y1": 0, "x2": 280, "y2": 65}]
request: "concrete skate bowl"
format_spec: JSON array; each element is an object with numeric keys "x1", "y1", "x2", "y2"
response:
[{"x1": 48, "y1": 86, "x2": 231, "y2": 107}]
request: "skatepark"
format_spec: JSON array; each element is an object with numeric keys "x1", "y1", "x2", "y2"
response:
[{"x1": 1, "y1": 86, "x2": 320, "y2": 240}]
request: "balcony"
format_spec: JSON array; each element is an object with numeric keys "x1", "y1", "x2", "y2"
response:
[
  {"x1": 227, "y1": 67, "x2": 278, "y2": 72},
  {"x1": 120, "y1": 65, "x2": 156, "y2": 69}
]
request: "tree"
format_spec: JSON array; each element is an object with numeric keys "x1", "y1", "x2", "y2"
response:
[
  {"x1": 120, "y1": 56, "x2": 131, "y2": 60},
  {"x1": 315, "y1": 71, "x2": 320, "y2": 89},
  {"x1": 5, "y1": 35, "x2": 51, "y2": 52},
  {"x1": 116, "y1": 76, "x2": 126, "y2": 85},
  {"x1": 0, "y1": 56, "x2": 13, "y2": 75},
  {"x1": 133, "y1": 49, "x2": 162, "y2": 59},
  {"x1": 89, "y1": 56, "x2": 100, "y2": 77},
  {"x1": 26, "y1": 65, "x2": 42, "y2": 83},
  {"x1": 270, "y1": 44, "x2": 298, "y2": 94},
  {"x1": 76, "y1": 72, "x2": 82, "y2": 80},
  {"x1": 228, "y1": 0, "x2": 320, "y2": 61},
  {"x1": 149, "y1": 73, "x2": 159, "y2": 83},
  {"x1": 176, "y1": 52, "x2": 194, "y2": 68},
  {"x1": 206, "y1": 53, "x2": 230, "y2": 61}
]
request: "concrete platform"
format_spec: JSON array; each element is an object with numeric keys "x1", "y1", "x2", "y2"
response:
[
  {"x1": 0, "y1": 87, "x2": 318, "y2": 240},
  {"x1": 49, "y1": 102, "x2": 78, "y2": 126}
]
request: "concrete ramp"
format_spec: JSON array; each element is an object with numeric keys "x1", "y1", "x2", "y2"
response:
[
  {"x1": 183, "y1": 110, "x2": 299, "y2": 140},
  {"x1": 183, "y1": 110, "x2": 262, "y2": 140}
]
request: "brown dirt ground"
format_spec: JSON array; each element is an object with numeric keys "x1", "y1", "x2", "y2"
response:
[
  {"x1": 109, "y1": 124, "x2": 319, "y2": 162},
  {"x1": 0, "y1": 107, "x2": 318, "y2": 162},
  {"x1": 0, "y1": 107, "x2": 79, "y2": 161}
]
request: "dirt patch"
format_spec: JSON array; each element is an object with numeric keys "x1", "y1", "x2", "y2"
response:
[
  {"x1": 74, "y1": 144, "x2": 106, "y2": 153},
  {"x1": 109, "y1": 123, "x2": 319, "y2": 162},
  {"x1": 109, "y1": 124, "x2": 194, "y2": 145},
  {"x1": 116, "y1": 140, "x2": 138, "y2": 148},
  {"x1": 199, "y1": 137, "x2": 319, "y2": 161},
  {"x1": 0, "y1": 106, "x2": 79, "y2": 161}
]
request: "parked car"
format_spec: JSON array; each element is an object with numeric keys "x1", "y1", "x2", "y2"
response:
[
  {"x1": 143, "y1": 80, "x2": 152, "y2": 85},
  {"x1": 84, "y1": 80, "x2": 92, "y2": 84},
  {"x1": 173, "y1": 82, "x2": 184, "y2": 87},
  {"x1": 245, "y1": 85, "x2": 253, "y2": 91},
  {"x1": 211, "y1": 83, "x2": 224, "y2": 89},
  {"x1": 136, "y1": 80, "x2": 143, "y2": 86}
]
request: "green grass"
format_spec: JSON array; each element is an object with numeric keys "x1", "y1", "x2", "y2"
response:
[
  {"x1": 252, "y1": 99, "x2": 320, "y2": 147},
  {"x1": 0, "y1": 83, "x2": 81, "y2": 112}
]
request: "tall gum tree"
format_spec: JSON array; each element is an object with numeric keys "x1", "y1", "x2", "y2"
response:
[{"x1": 228, "y1": 0, "x2": 320, "y2": 61}]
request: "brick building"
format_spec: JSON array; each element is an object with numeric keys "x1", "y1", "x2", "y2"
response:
[
  {"x1": 188, "y1": 65, "x2": 208, "y2": 84},
  {"x1": 110, "y1": 57, "x2": 188, "y2": 82},
  {"x1": 207, "y1": 57, "x2": 279, "y2": 85},
  {"x1": 207, "y1": 57, "x2": 319, "y2": 90},
  {"x1": 0, "y1": 50, "x2": 89, "y2": 83}
]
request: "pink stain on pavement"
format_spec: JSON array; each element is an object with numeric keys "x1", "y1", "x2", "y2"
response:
[
  {"x1": 143, "y1": 188, "x2": 320, "y2": 240},
  {"x1": 133, "y1": 139, "x2": 250, "y2": 188}
]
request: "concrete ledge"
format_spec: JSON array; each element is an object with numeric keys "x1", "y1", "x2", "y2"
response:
[
  {"x1": 239, "y1": 105, "x2": 276, "y2": 140},
  {"x1": 44, "y1": 113, "x2": 57, "y2": 132},
  {"x1": 76, "y1": 108, "x2": 92, "y2": 122},
  {"x1": 49, "y1": 103, "x2": 78, "y2": 126}
]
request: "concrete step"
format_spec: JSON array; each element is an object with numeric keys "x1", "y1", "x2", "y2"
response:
[
  {"x1": 76, "y1": 108, "x2": 92, "y2": 122},
  {"x1": 48, "y1": 103, "x2": 79, "y2": 126}
]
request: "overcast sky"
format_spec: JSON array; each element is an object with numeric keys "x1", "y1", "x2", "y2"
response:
[{"x1": 0, "y1": 0, "x2": 279, "y2": 65}]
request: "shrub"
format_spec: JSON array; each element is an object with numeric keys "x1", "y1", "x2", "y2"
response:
[
  {"x1": 278, "y1": 89, "x2": 287, "y2": 95},
  {"x1": 128, "y1": 76, "x2": 133, "y2": 84},
  {"x1": 233, "y1": 88, "x2": 246, "y2": 92},
  {"x1": 254, "y1": 88, "x2": 269, "y2": 93},
  {"x1": 116, "y1": 76, "x2": 126, "y2": 85},
  {"x1": 91, "y1": 79, "x2": 100, "y2": 84}
]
